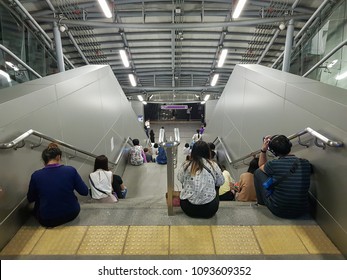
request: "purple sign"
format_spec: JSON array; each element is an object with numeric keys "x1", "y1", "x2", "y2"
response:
[{"x1": 161, "y1": 105, "x2": 188, "y2": 110}]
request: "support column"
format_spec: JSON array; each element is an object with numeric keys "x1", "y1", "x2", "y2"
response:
[
  {"x1": 53, "y1": 21, "x2": 65, "y2": 72},
  {"x1": 282, "y1": 18, "x2": 294, "y2": 72}
]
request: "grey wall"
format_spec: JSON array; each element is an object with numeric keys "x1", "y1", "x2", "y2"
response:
[
  {"x1": 207, "y1": 64, "x2": 347, "y2": 257},
  {"x1": 0, "y1": 65, "x2": 146, "y2": 249}
]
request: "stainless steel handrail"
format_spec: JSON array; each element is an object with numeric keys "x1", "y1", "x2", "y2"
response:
[
  {"x1": 303, "y1": 39, "x2": 347, "y2": 77},
  {"x1": 158, "y1": 128, "x2": 180, "y2": 216},
  {"x1": 0, "y1": 129, "x2": 131, "y2": 166},
  {"x1": 0, "y1": 44, "x2": 42, "y2": 79},
  {"x1": 213, "y1": 137, "x2": 232, "y2": 164},
  {"x1": 225, "y1": 127, "x2": 343, "y2": 167}
]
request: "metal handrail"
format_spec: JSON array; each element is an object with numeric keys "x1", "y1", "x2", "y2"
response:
[
  {"x1": 158, "y1": 128, "x2": 180, "y2": 216},
  {"x1": 0, "y1": 129, "x2": 131, "y2": 166},
  {"x1": 0, "y1": 44, "x2": 42, "y2": 79},
  {"x1": 213, "y1": 137, "x2": 232, "y2": 164},
  {"x1": 225, "y1": 127, "x2": 343, "y2": 167},
  {"x1": 303, "y1": 39, "x2": 347, "y2": 77}
]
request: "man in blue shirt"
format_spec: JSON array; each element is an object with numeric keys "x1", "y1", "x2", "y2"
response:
[
  {"x1": 27, "y1": 143, "x2": 89, "y2": 227},
  {"x1": 254, "y1": 135, "x2": 311, "y2": 218}
]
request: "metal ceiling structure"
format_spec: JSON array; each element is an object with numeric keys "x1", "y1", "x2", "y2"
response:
[{"x1": 2, "y1": 0, "x2": 339, "y2": 103}]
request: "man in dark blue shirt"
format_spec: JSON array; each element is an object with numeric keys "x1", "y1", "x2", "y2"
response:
[
  {"x1": 254, "y1": 135, "x2": 311, "y2": 218},
  {"x1": 27, "y1": 143, "x2": 89, "y2": 227}
]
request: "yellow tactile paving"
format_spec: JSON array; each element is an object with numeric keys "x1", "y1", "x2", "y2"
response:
[
  {"x1": 0, "y1": 226, "x2": 46, "y2": 256},
  {"x1": 212, "y1": 226, "x2": 261, "y2": 255},
  {"x1": 1, "y1": 224, "x2": 343, "y2": 258},
  {"x1": 252, "y1": 225, "x2": 309, "y2": 255},
  {"x1": 294, "y1": 225, "x2": 341, "y2": 254},
  {"x1": 77, "y1": 226, "x2": 128, "y2": 255},
  {"x1": 170, "y1": 226, "x2": 214, "y2": 255},
  {"x1": 123, "y1": 226, "x2": 169, "y2": 255},
  {"x1": 30, "y1": 226, "x2": 87, "y2": 255}
]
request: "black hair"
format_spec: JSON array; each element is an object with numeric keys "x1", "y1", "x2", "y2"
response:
[
  {"x1": 132, "y1": 138, "x2": 140, "y2": 145},
  {"x1": 154, "y1": 143, "x2": 158, "y2": 148},
  {"x1": 186, "y1": 141, "x2": 213, "y2": 175},
  {"x1": 185, "y1": 143, "x2": 190, "y2": 148},
  {"x1": 209, "y1": 142, "x2": 215, "y2": 150},
  {"x1": 94, "y1": 155, "x2": 109, "y2": 171},
  {"x1": 247, "y1": 157, "x2": 259, "y2": 174},
  {"x1": 41, "y1": 142, "x2": 62, "y2": 165},
  {"x1": 268, "y1": 135, "x2": 292, "y2": 156}
]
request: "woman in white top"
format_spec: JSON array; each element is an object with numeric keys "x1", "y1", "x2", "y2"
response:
[
  {"x1": 177, "y1": 141, "x2": 224, "y2": 218},
  {"x1": 89, "y1": 155, "x2": 117, "y2": 203},
  {"x1": 191, "y1": 129, "x2": 202, "y2": 147}
]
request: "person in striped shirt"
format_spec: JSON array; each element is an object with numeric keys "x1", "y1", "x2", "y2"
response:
[{"x1": 254, "y1": 135, "x2": 312, "y2": 218}]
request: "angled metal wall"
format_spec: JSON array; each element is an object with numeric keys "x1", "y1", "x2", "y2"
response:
[
  {"x1": 208, "y1": 64, "x2": 347, "y2": 257},
  {"x1": 0, "y1": 65, "x2": 146, "y2": 250}
]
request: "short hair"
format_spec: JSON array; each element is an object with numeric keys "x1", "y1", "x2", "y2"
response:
[
  {"x1": 94, "y1": 155, "x2": 109, "y2": 171},
  {"x1": 154, "y1": 143, "x2": 158, "y2": 148},
  {"x1": 132, "y1": 138, "x2": 140, "y2": 145},
  {"x1": 41, "y1": 142, "x2": 62, "y2": 165},
  {"x1": 209, "y1": 142, "x2": 215, "y2": 150},
  {"x1": 268, "y1": 135, "x2": 292, "y2": 156},
  {"x1": 144, "y1": 148, "x2": 149, "y2": 152},
  {"x1": 247, "y1": 157, "x2": 259, "y2": 174},
  {"x1": 185, "y1": 143, "x2": 190, "y2": 148}
]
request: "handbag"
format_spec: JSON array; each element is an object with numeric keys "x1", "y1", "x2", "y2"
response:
[
  {"x1": 89, "y1": 171, "x2": 118, "y2": 201},
  {"x1": 165, "y1": 191, "x2": 181, "y2": 207}
]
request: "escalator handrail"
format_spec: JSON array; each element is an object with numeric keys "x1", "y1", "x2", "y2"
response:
[{"x1": 0, "y1": 129, "x2": 131, "y2": 166}]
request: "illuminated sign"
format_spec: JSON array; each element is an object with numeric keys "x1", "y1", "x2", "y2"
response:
[{"x1": 161, "y1": 105, "x2": 188, "y2": 110}]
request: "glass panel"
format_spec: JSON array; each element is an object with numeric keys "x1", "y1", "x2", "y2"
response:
[
  {"x1": 0, "y1": 5, "x2": 60, "y2": 90},
  {"x1": 290, "y1": 1, "x2": 347, "y2": 91}
]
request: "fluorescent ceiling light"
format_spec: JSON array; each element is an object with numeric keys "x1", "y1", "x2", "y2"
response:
[
  {"x1": 201, "y1": 101, "x2": 206, "y2": 104},
  {"x1": 217, "y1": 49, "x2": 228, "y2": 67},
  {"x1": 142, "y1": 101, "x2": 147, "y2": 105},
  {"x1": 137, "y1": 95, "x2": 144, "y2": 101},
  {"x1": 327, "y1": 59, "x2": 338, "y2": 69},
  {"x1": 119, "y1": 50, "x2": 129, "y2": 67},
  {"x1": 336, "y1": 71, "x2": 347, "y2": 80},
  {"x1": 98, "y1": 0, "x2": 112, "y2": 18},
  {"x1": 0, "y1": 70, "x2": 11, "y2": 82},
  {"x1": 129, "y1": 74, "x2": 137, "y2": 86},
  {"x1": 232, "y1": 0, "x2": 247, "y2": 19},
  {"x1": 211, "y1": 74, "x2": 219, "y2": 86},
  {"x1": 195, "y1": 94, "x2": 200, "y2": 98},
  {"x1": 204, "y1": 94, "x2": 210, "y2": 101}
]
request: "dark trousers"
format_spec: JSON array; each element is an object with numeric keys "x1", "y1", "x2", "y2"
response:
[
  {"x1": 253, "y1": 169, "x2": 303, "y2": 219},
  {"x1": 253, "y1": 169, "x2": 269, "y2": 205},
  {"x1": 180, "y1": 195, "x2": 219, "y2": 218},
  {"x1": 219, "y1": 191, "x2": 235, "y2": 201},
  {"x1": 112, "y1": 174, "x2": 124, "y2": 198},
  {"x1": 36, "y1": 207, "x2": 80, "y2": 228}
]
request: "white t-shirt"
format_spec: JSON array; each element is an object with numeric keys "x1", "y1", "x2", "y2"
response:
[{"x1": 89, "y1": 169, "x2": 113, "y2": 199}]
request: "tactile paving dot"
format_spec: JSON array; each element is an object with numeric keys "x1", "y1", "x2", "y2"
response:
[
  {"x1": 30, "y1": 226, "x2": 87, "y2": 255},
  {"x1": 252, "y1": 225, "x2": 309, "y2": 255},
  {"x1": 294, "y1": 225, "x2": 341, "y2": 254},
  {"x1": 0, "y1": 226, "x2": 45, "y2": 255},
  {"x1": 123, "y1": 226, "x2": 169, "y2": 255},
  {"x1": 77, "y1": 226, "x2": 128, "y2": 255},
  {"x1": 212, "y1": 226, "x2": 261, "y2": 255},
  {"x1": 170, "y1": 226, "x2": 214, "y2": 255}
]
